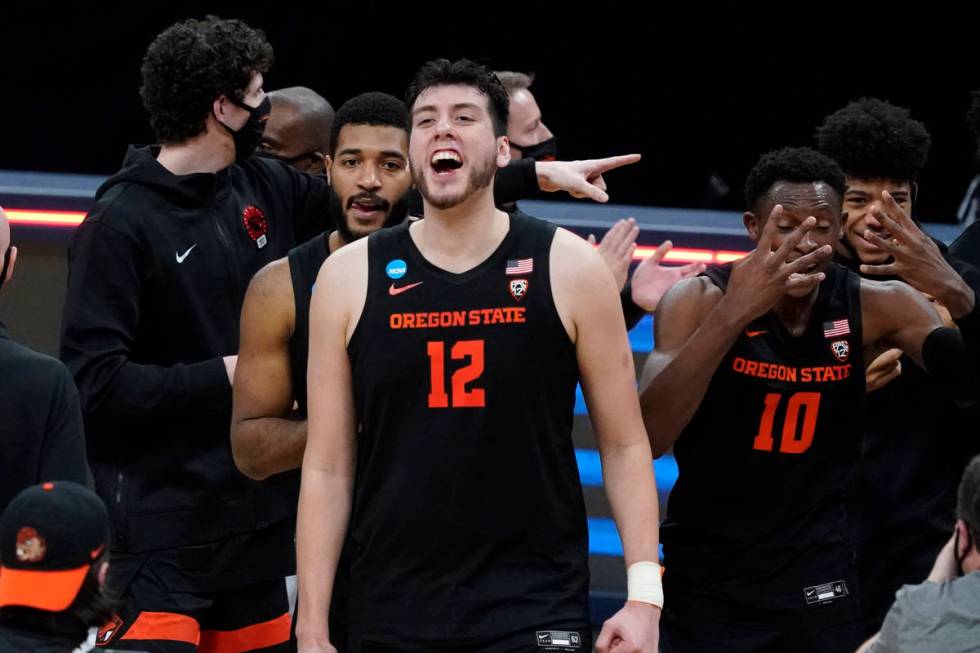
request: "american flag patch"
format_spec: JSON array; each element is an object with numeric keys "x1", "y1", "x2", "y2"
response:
[
  {"x1": 823, "y1": 319, "x2": 850, "y2": 338},
  {"x1": 506, "y1": 258, "x2": 533, "y2": 275}
]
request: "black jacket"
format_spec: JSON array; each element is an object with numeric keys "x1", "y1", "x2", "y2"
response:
[
  {"x1": 0, "y1": 321, "x2": 89, "y2": 512},
  {"x1": 60, "y1": 146, "x2": 330, "y2": 557}
]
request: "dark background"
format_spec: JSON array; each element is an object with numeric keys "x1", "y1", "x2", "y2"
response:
[{"x1": 4, "y1": 2, "x2": 980, "y2": 221}]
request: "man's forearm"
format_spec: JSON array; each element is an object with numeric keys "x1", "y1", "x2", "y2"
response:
[
  {"x1": 641, "y1": 302, "x2": 744, "y2": 454},
  {"x1": 601, "y1": 440, "x2": 660, "y2": 565},
  {"x1": 232, "y1": 417, "x2": 307, "y2": 480},
  {"x1": 295, "y1": 468, "x2": 351, "y2": 646}
]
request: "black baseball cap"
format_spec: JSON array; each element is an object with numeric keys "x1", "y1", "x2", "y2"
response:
[{"x1": 0, "y1": 481, "x2": 109, "y2": 611}]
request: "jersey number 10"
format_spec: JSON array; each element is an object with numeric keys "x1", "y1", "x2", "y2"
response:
[
  {"x1": 752, "y1": 392, "x2": 821, "y2": 454},
  {"x1": 427, "y1": 340, "x2": 486, "y2": 408}
]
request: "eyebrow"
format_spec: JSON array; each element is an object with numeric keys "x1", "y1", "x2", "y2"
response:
[
  {"x1": 413, "y1": 102, "x2": 484, "y2": 115},
  {"x1": 337, "y1": 148, "x2": 406, "y2": 160}
]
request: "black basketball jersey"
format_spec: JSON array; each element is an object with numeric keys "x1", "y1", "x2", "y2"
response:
[
  {"x1": 345, "y1": 214, "x2": 588, "y2": 647},
  {"x1": 287, "y1": 233, "x2": 330, "y2": 417},
  {"x1": 662, "y1": 262, "x2": 866, "y2": 629}
]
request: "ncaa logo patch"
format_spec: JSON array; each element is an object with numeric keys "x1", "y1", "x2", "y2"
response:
[
  {"x1": 509, "y1": 278, "x2": 529, "y2": 301},
  {"x1": 831, "y1": 339, "x2": 849, "y2": 362},
  {"x1": 386, "y1": 259, "x2": 407, "y2": 279}
]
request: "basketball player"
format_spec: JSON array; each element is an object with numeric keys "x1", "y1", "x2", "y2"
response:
[
  {"x1": 640, "y1": 147, "x2": 974, "y2": 652},
  {"x1": 296, "y1": 58, "x2": 662, "y2": 653}
]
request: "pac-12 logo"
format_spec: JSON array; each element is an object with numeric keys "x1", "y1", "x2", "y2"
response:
[
  {"x1": 386, "y1": 259, "x2": 407, "y2": 279},
  {"x1": 509, "y1": 278, "x2": 529, "y2": 301},
  {"x1": 830, "y1": 339, "x2": 849, "y2": 362}
]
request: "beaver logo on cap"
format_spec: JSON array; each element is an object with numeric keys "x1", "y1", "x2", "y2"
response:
[{"x1": 15, "y1": 527, "x2": 46, "y2": 563}]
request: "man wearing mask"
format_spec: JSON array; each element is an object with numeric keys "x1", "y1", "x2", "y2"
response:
[
  {"x1": 60, "y1": 17, "x2": 328, "y2": 651},
  {"x1": 258, "y1": 86, "x2": 335, "y2": 175},
  {"x1": 495, "y1": 71, "x2": 556, "y2": 162},
  {"x1": 859, "y1": 453, "x2": 980, "y2": 652}
]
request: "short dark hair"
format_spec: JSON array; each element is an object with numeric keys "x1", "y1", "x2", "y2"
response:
[
  {"x1": 815, "y1": 97, "x2": 931, "y2": 184},
  {"x1": 0, "y1": 559, "x2": 117, "y2": 645},
  {"x1": 958, "y1": 454, "x2": 980, "y2": 545},
  {"x1": 329, "y1": 92, "x2": 408, "y2": 155},
  {"x1": 140, "y1": 16, "x2": 274, "y2": 144},
  {"x1": 494, "y1": 70, "x2": 535, "y2": 95},
  {"x1": 268, "y1": 87, "x2": 335, "y2": 152},
  {"x1": 744, "y1": 147, "x2": 847, "y2": 212},
  {"x1": 405, "y1": 59, "x2": 509, "y2": 137}
]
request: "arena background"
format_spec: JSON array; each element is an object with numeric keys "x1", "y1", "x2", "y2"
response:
[{"x1": 1, "y1": 0, "x2": 978, "y2": 623}]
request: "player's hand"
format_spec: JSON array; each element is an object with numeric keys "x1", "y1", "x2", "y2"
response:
[
  {"x1": 595, "y1": 601, "x2": 660, "y2": 653},
  {"x1": 631, "y1": 240, "x2": 707, "y2": 312},
  {"x1": 865, "y1": 347, "x2": 902, "y2": 393},
  {"x1": 725, "y1": 208, "x2": 832, "y2": 323},
  {"x1": 859, "y1": 191, "x2": 975, "y2": 319},
  {"x1": 536, "y1": 154, "x2": 641, "y2": 203},
  {"x1": 588, "y1": 218, "x2": 639, "y2": 290},
  {"x1": 223, "y1": 355, "x2": 238, "y2": 385}
]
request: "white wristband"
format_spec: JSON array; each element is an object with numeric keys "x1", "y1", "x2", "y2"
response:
[{"x1": 626, "y1": 561, "x2": 664, "y2": 608}]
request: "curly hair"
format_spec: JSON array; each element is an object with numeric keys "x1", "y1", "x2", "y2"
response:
[
  {"x1": 405, "y1": 58, "x2": 509, "y2": 137},
  {"x1": 330, "y1": 92, "x2": 407, "y2": 155},
  {"x1": 815, "y1": 97, "x2": 931, "y2": 183},
  {"x1": 140, "y1": 16, "x2": 274, "y2": 144},
  {"x1": 744, "y1": 147, "x2": 846, "y2": 211}
]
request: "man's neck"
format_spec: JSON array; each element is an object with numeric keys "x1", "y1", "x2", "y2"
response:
[
  {"x1": 413, "y1": 186, "x2": 507, "y2": 273},
  {"x1": 328, "y1": 230, "x2": 346, "y2": 253},
  {"x1": 157, "y1": 127, "x2": 235, "y2": 175},
  {"x1": 772, "y1": 285, "x2": 821, "y2": 337}
]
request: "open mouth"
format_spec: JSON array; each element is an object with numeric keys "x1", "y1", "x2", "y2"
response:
[
  {"x1": 348, "y1": 195, "x2": 387, "y2": 217},
  {"x1": 430, "y1": 150, "x2": 463, "y2": 175}
]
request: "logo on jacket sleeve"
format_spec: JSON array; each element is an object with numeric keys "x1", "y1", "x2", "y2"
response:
[
  {"x1": 242, "y1": 205, "x2": 268, "y2": 249},
  {"x1": 509, "y1": 278, "x2": 529, "y2": 301}
]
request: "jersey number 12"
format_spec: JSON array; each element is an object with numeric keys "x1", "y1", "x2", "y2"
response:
[{"x1": 427, "y1": 340, "x2": 486, "y2": 408}]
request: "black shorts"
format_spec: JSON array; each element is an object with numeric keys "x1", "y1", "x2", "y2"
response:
[
  {"x1": 96, "y1": 554, "x2": 291, "y2": 652},
  {"x1": 660, "y1": 608, "x2": 864, "y2": 653}
]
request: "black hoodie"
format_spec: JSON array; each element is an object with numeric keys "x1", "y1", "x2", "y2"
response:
[{"x1": 60, "y1": 146, "x2": 330, "y2": 573}]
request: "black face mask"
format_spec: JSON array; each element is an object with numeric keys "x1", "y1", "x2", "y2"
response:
[
  {"x1": 255, "y1": 148, "x2": 325, "y2": 174},
  {"x1": 0, "y1": 244, "x2": 12, "y2": 293},
  {"x1": 510, "y1": 135, "x2": 557, "y2": 161},
  {"x1": 218, "y1": 95, "x2": 272, "y2": 162}
]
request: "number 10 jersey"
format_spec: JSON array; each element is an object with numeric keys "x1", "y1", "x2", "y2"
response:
[
  {"x1": 345, "y1": 214, "x2": 587, "y2": 647},
  {"x1": 662, "y1": 262, "x2": 866, "y2": 629}
]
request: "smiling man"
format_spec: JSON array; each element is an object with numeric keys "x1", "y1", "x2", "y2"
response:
[
  {"x1": 296, "y1": 58, "x2": 661, "y2": 653},
  {"x1": 640, "y1": 147, "x2": 974, "y2": 652}
]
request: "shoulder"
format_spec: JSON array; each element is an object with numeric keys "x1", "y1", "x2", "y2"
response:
[
  {"x1": 247, "y1": 256, "x2": 294, "y2": 307},
  {"x1": 550, "y1": 227, "x2": 609, "y2": 280},
  {"x1": 0, "y1": 339, "x2": 73, "y2": 393}
]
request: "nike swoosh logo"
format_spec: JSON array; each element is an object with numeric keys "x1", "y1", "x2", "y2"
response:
[
  {"x1": 389, "y1": 281, "x2": 423, "y2": 296},
  {"x1": 745, "y1": 329, "x2": 768, "y2": 337},
  {"x1": 176, "y1": 244, "x2": 197, "y2": 263}
]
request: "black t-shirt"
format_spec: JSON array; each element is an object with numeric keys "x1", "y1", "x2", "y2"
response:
[
  {"x1": 662, "y1": 263, "x2": 865, "y2": 629},
  {"x1": 0, "y1": 321, "x2": 89, "y2": 512},
  {"x1": 344, "y1": 214, "x2": 587, "y2": 647}
]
